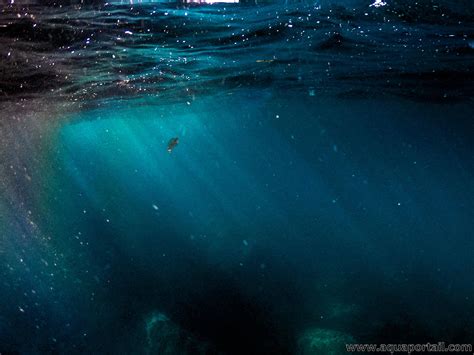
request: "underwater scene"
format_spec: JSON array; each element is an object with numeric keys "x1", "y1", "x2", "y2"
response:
[{"x1": 0, "y1": 0, "x2": 474, "y2": 353}]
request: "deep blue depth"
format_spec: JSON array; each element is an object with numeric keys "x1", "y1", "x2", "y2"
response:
[{"x1": 0, "y1": 1, "x2": 473, "y2": 354}]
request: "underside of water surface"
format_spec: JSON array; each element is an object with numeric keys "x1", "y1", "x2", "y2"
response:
[{"x1": 0, "y1": 0, "x2": 473, "y2": 354}]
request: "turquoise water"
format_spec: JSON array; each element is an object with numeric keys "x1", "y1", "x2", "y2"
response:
[{"x1": 1, "y1": 1, "x2": 474, "y2": 354}]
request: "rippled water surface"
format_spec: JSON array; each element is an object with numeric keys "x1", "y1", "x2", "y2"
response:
[{"x1": 1, "y1": 1, "x2": 474, "y2": 354}]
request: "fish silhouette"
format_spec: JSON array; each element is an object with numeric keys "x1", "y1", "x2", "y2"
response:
[{"x1": 167, "y1": 137, "x2": 179, "y2": 153}]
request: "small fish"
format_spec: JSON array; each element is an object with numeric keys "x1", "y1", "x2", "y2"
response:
[
  {"x1": 256, "y1": 59, "x2": 274, "y2": 63},
  {"x1": 167, "y1": 137, "x2": 179, "y2": 153}
]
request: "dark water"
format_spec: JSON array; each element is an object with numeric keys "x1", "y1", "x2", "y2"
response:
[{"x1": 1, "y1": 1, "x2": 474, "y2": 354}]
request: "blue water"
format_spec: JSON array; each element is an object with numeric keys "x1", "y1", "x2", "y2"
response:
[{"x1": 1, "y1": 1, "x2": 474, "y2": 354}]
